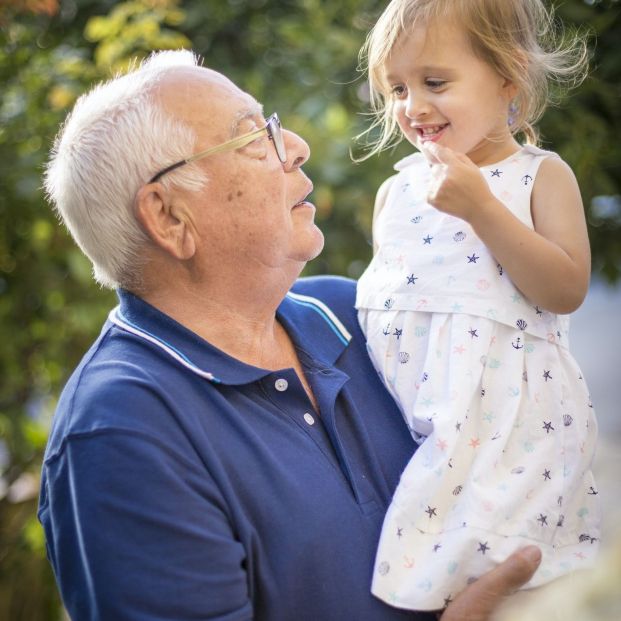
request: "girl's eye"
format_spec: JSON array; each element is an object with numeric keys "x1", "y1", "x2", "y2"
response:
[
  {"x1": 425, "y1": 79, "x2": 446, "y2": 90},
  {"x1": 390, "y1": 84, "x2": 407, "y2": 99}
]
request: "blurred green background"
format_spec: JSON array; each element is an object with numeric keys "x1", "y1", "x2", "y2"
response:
[{"x1": 0, "y1": 0, "x2": 619, "y2": 618}]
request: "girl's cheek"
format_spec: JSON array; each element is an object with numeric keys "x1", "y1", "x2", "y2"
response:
[{"x1": 396, "y1": 115, "x2": 414, "y2": 140}]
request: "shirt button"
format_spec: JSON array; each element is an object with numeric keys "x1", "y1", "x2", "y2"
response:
[
  {"x1": 274, "y1": 378, "x2": 288, "y2": 392},
  {"x1": 303, "y1": 412, "x2": 315, "y2": 426}
]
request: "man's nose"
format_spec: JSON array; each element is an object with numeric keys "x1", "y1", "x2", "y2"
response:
[{"x1": 282, "y1": 129, "x2": 310, "y2": 170}]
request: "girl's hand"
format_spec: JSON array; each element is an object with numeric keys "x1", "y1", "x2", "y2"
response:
[{"x1": 423, "y1": 142, "x2": 496, "y2": 223}]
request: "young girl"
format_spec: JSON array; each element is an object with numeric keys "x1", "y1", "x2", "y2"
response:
[{"x1": 355, "y1": 0, "x2": 600, "y2": 611}]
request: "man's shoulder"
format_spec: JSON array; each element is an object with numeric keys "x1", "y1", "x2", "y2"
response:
[
  {"x1": 44, "y1": 320, "x2": 180, "y2": 461},
  {"x1": 290, "y1": 275, "x2": 357, "y2": 322}
]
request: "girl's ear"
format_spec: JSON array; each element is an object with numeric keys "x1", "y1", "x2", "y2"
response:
[
  {"x1": 504, "y1": 51, "x2": 528, "y2": 99},
  {"x1": 134, "y1": 183, "x2": 196, "y2": 260},
  {"x1": 504, "y1": 79, "x2": 519, "y2": 101}
]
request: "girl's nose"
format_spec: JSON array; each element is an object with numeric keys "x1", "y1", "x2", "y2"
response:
[{"x1": 405, "y1": 91, "x2": 430, "y2": 119}]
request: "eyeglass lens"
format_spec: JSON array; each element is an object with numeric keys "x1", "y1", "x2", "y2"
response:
[{"x1": 269, "y1": 115, "x2": 287, "y2": 163}]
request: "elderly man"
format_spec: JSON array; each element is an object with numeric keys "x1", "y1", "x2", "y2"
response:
[{"x1": 39, "y1": 50, "x2": 540, "y2": 620}]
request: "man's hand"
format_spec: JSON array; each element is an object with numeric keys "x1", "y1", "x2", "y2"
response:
[{"x1": 441, "y1": 546, "x2": 542, "y2": 621}]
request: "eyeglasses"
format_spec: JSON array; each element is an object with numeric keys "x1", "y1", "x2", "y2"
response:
[{"x1": 149, "y1": 113, "x2": 286, "y2": 183}]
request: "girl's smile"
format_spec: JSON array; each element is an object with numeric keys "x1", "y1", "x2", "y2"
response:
[{"x1": 411, "y1": 123, "x2": 450, "y2": 142}]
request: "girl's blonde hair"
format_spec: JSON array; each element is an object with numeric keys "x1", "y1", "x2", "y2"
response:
[{"x1": 357, "y1": 0, "x2": 589, "y2": 158}]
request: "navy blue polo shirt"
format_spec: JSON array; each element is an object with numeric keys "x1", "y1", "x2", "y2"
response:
[{"x1": 38, "y1": 276, "x2": 430, "y2": 621}]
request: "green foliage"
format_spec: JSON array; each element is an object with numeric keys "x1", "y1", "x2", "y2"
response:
[
  {"x1": 85, "y1": 0, "x2": 191, "y2": 69},
  {"x1": 0, "y1": 0, "x2": 619, "y2": 618}
]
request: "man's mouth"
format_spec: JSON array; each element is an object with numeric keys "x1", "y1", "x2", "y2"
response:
[{"x1": 293, "y1": 184, "x2": 314, "y2": 208}]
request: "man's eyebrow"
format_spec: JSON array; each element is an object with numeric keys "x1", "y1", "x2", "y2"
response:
[{"x1": 230, "y1": 103, "x2": 265, "y2": 136}]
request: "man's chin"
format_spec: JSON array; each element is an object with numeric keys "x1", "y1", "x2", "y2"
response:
[{"x1": 307, "y1": 229, "x2": 325, "y2": 261}]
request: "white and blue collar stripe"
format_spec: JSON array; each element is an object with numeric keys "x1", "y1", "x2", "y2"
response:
[
  {"x1": 286, "y1": 291, "x2": 352, "y2": 346},
  {"x1": 108, "y1": 308, "x2": 221, "y2": 383}
]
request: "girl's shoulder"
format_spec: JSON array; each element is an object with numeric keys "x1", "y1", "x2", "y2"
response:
[{"x1": 519, "y1": 144, "x2": 560, "y2": 160}]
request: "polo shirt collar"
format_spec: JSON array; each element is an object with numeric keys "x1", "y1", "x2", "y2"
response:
[{"x1": 110, "y1": 288, "x2": 351, "y2": 386}]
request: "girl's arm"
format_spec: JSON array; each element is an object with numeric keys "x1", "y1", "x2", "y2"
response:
[{"x1": 424, "y1": 142, "x2": 591, "y2": 314}]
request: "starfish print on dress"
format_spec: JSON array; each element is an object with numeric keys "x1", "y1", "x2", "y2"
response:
[
  {"x1": 397, "y1": 528, "x2": 403, "y2": 538},
  {"x1": 468, "y1": 328, "x2": 478, "y2": 338},
  {"x1": 423, "y1": 235, "x2": 433, "y2": 244},
  {"x1": 543, "y1": 370, "x2": 552, "y2": 381},
  {"x1": 467, "y1": 253, "x2": 479, "y2": 263},
  {"x1": 543, "y1": 421, "x2": 554, "y2": 433},
  {"x1": 425, "y1": 506, "x2": 438, "y2": 518},
  {"x1": 393, "y1": 328, "x2": 403, "y2": 339},
  {"x1": 537, "y1": 514, "x2": 548, "y2": 526},
  {"x1": 535, "y1": 306, "x2": 543, "y2": 316},
  {"x1": 491, "y1": 169, "x2": 502, "y2": 177},
  {"x1": 542, "y1": 469, "x2": 551, "y2": 480},
  {"x1": 406, "y1": 274, "x2": 418, "y2": 285},
  {"x1": 478, "y1": 541, "x2": 490, "y2": 554},
  {"x1": 469, "y1": 437, "x2": 481, "y2": 449}
]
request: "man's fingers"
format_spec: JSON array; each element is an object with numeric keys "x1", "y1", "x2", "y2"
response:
[
  {"x1": 474, "y1": 546, "x2": 542, "y2": 596},
  {"x1": 441, "y1": 546, "x2": 542, "y2": 621}
]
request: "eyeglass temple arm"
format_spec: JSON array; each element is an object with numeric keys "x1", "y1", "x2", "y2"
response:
[
  {"x1": 149, "y1": 161, "x2": 188, "y2": 183},
  {"x1": 148, "y1": 127, "x2": 268, "y2": 183},
  {"x1": 185, "y1": 128, "x2": 268, "y2": 163}
]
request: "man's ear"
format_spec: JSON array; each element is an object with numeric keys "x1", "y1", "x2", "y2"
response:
[{"x1": 134, "y1": 183, "x2": 196, "y2": 260}]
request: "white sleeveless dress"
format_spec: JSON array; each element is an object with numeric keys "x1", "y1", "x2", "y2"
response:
[{"x1": 356, "y1": 146, "x2": 600, "y2": 611}]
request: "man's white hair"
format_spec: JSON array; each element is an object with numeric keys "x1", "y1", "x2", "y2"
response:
[{"x1": 44, "y1": 49, "x2": 208, "y2": 290}]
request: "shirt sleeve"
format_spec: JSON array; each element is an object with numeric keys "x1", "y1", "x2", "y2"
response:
[{"x1": 39, "y1": 428, "x2": 253, "y2": 621}]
